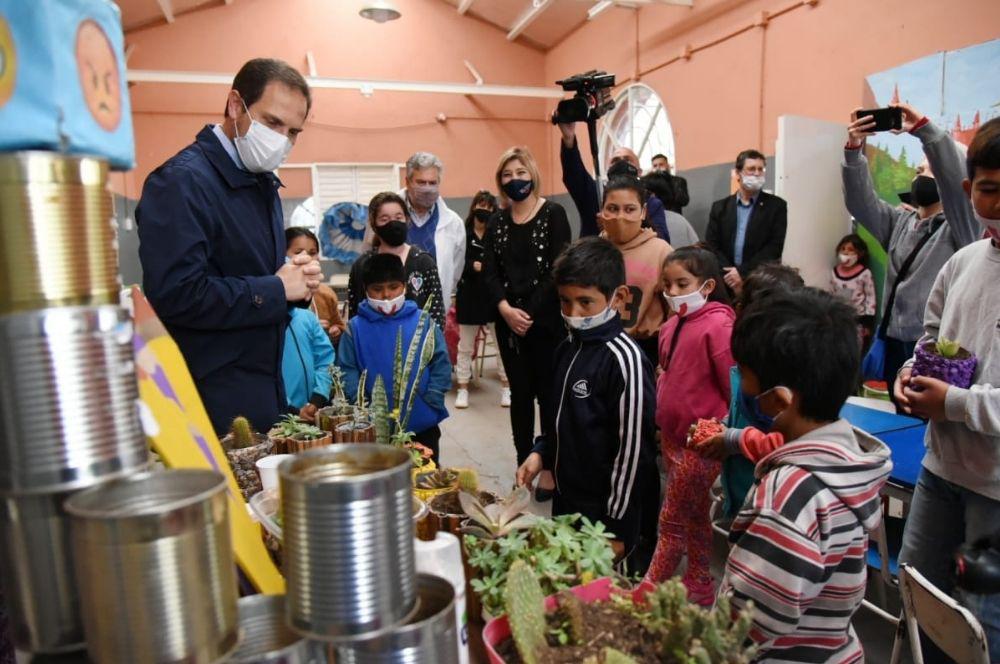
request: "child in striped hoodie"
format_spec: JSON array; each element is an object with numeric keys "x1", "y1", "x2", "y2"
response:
[{"x1": 720, "y1": 288, "x2": 891, "y2": 663}]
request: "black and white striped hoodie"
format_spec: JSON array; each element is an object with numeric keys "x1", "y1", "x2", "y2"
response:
[{"x1": 532, "y1": 315, "x2": 656, "y2": 549}]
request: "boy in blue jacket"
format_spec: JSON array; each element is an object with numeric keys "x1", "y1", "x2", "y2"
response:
[
  {"x1": 336, "y1": 254, "x2": 451, "y2": 461},
  {"x1": 517, "y1": 237, "x2": 656, "y2": 565}
]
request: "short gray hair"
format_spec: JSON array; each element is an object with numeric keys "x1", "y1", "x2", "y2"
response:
[{"x1": 405, "y1": 152, "x2": 444, "y2": 180}]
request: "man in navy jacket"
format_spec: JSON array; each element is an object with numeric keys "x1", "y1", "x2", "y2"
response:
[{"x1": 137, "y1": 59, "x2": 318, "y2": 435}]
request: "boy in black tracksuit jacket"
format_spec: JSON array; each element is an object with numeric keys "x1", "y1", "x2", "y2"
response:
[{"x1": 517, "y1": 235, "x2": 657, "y2": 563}]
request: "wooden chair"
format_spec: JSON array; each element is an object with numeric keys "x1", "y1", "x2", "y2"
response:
[{"x1": 889, "y1": 563, "x2": 990, "y2": 664}]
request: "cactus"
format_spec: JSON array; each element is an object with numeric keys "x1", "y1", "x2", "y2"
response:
[
  {"x1": 356, "y1": 369, "x2": 368, "y2": 415},
  {"x1": 557, "y1": 590, "x2": 586, "y2": 645},
  {"x1": 632, "y1": 580, "x2": 756, "y2": 663},
  {"x1": 505, "y1": 560, "x2": 547, "y2": 664},
  {"x1": 229, "y1": 416, "x2": 256, "y2": 449},
  {"x1": 371, "y1": 375, "x2": 390, "y2": 445},
  {"x1": 457, "y1": 468, "x2": 479, "y2": 493}
]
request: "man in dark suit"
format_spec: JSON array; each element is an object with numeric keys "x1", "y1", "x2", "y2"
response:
[
  {"x1": 137, "y1": 59, "x2": 320, "y2": 435},
  {"x1": 650, "y1": 153, "x2": 690, "y2": 214},
  {"x1": 705, "y1": 149, "x2": 787, "y2": 292}
]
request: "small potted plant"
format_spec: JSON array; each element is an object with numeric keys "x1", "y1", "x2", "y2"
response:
[
  {"x1": 368, "y1": 300, "x2": 439, "y2": 454},
  {"x1": 911, "y1": 337, "x2": 978, "y2": 389},
  {"x1": 484, "y1": 562, "x2": 757, "y2": 663},
  {"x1": 220, "y1": 416, "x2": 274, "y2": 501},
  {"x1": 462, "y1": 490, "x2": 620, "y2": 622},
  {"x1": 285, "y1": 419, "x2": 333, "y2": 453},
  {"x1": 334, "y1": 371, "x2": 376, "y2": 443},
  {"x1": 428, "y1": 469, "x2": 497, "y2": 536},
  {"x1": 317, "y1": 365, "x2": 356, "y2": 433}
]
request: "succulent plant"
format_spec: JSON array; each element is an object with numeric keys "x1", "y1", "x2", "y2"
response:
[
  {"x1": 415, "y1": 469, "x2": 459, "y2": 490},
  {"x1": 371, "y1": 375, "x2": 390, "y2": 445},
  {"x1": 328, "y1": 364, "x2": 348, "y2": 405},
  {"x1": 274, "y1": 414, "x2": 324, "y2": 439},
  {"x1": 935, "y1": 337, "x2": 962, "y2": 358},
  {"x1": 459, "y1": 486, "x2": 538, "y2": 539},
  {"x1": 505, "y1": 560, "x2": 547, "y2": 664},
  {"x1": 229, "y1": 415, "x2": 256, "y2": 449}
]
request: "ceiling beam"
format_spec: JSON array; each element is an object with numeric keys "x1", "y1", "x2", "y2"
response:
[
  {"x1": 126, "y1": 68, "x2": 565, "y2": 99},
  {"x1": 156, "y1": 0, "x2": 175, "y2": 23},
  {"x1": 507, "y1": 0, "x2": 553, "y2": 41},
  {"x1": 588, "y1": 0, "x2": 615, "y2": 20},
  {"x1": 457, "y1": 0, "x2": 475, "y2": 14}
]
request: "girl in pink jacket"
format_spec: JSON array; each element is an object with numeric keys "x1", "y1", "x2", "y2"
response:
[{"x1": 645, "y1": 246, "x2": 735, "y2": 604}]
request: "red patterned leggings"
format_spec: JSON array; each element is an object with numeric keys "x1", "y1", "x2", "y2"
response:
[{"x1": 644, "y1": 446, "x2": 721, "y2": 590}]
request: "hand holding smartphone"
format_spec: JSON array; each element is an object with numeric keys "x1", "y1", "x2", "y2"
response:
[{"x1": 855, "y1": 107, "x2": 903, "y2": 132}]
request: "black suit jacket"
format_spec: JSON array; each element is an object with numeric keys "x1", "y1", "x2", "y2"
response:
[
  {"x1": 667, "y1": 175, "x2": 689, "y2": 214},
  {"x1": 705, "y1": 191, "x2": 787, "y2": 277}
]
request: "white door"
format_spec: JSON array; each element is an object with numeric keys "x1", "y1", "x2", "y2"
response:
[{"x1": 775, "y1": 116, "x2": 852, "y2": 287}]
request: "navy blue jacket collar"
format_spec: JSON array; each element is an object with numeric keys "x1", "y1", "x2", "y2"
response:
[{"x1": 195, "y1": 125, "x2": 284, "y2": 191}]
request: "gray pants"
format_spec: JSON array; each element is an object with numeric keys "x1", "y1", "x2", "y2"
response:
[{"x1": 898, "y1": 467, "x2": 1000, "y2": 662}]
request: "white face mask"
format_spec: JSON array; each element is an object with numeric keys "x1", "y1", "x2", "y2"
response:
[
  {"x1": 741, "y1": 174, "x2": 765, "y2": 192},
  {"x1": 664, "y1": 284, "x2": 709, "y2": 317},
  {"x1": 973, "y1": 202, "x2": 1000, "y2": 241},
  {"x1": 368, "y1": 293, "x2": 405, "y2": 316},
  {"x1": 562, "y1": 302, "x2": 618, "y2": 331},
  {"x1": 838, "y1": 253, "x2": 858, "y2": 267},
  {"x1": 234, "y1": 99, "x2": 292, "y2": 173}
]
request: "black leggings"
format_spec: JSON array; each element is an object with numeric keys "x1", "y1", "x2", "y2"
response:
[{"x1": 494, "y1": 318, "x2": 560, "y2": 466}]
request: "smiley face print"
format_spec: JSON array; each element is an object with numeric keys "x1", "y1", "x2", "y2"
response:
[
  {"x1": 0, "y1": 15, "x2": 15, "y2": 109},
  {"x1": 75, "y1": 19, "x2": 121, "y2": 132}
]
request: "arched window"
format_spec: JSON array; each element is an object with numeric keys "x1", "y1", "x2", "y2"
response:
[{"x1": 599, "y1": 83, "x2": 676, "y2": 173}]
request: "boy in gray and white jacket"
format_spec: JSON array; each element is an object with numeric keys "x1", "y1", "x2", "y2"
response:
[
  {"x1": 843, "y1": 103, "x2": 979, "y2": 389},
  {"x1": 895, "y1": 116, "x2": 1000, "y2": 662}
]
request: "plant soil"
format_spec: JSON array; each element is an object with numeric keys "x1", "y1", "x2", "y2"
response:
[{"x1": 496, "y1": 599, "x2": 661, "y2": 663}]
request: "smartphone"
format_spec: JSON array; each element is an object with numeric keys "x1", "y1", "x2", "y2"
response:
[{"x1": 857, "y1": 107, "x2": 903, "y2": 132}]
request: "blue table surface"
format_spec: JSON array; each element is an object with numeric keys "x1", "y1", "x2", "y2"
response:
[{"x1": 839, "y1": 402, "x2": 925, "y2": 489}]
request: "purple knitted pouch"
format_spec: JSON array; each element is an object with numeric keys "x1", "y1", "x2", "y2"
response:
[{"x1": 911, "y1": 341, "x2": 977, "y2": 389}]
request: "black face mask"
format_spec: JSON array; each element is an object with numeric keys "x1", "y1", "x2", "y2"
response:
[
  {"x1": 473, "y1": 209, "x2": 493, "y2": 224},
  {"x1": 607, "y1": 159, "x2": 639, "y2": 179},
  {"x1": 375, "y1": 219, "x2": 408, "y2": 247},
  {"x1": 910, "y1": 175, "x2": 940, "y2": 208}
]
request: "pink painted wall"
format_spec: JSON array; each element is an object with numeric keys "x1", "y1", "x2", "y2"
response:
[
  {"x1": 545, "y1": 0, "x2": 1000, "y2": 180},
  {"x1": 114, "y1": 0, "x2": 1000, "y2": 201},
  {"x1": 114, "y1": 0, "x2": 552, "y2": 198}
]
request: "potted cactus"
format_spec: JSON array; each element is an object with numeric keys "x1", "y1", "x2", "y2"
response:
[
  {"x1": 911, "y1": 337, "x2": 978, "y2": 389},
  {"x1": 484, "y1": 561, "x2": 757, "y2": 663},
  {"x1": 220, "y1": 416, "x2": 274, "y2": 501}
]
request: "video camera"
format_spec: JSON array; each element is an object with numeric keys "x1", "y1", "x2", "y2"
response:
[{"x1": 551, "y1": 70, "x2": 616, "y2": 125}]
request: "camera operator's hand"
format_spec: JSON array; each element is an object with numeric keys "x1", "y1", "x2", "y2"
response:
[
  {"x1": 890, "y1": 102, "x2": 926, "y2": 135},
  {"x1": 847, "y1": 108, "x2": 876, "y2": 149},
  {"x1": 555, "y1": 117, "x2": 577, "y2": 149}
]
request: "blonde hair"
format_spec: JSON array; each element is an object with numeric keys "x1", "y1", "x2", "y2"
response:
[{"x1": 495, "y1": 146, "x2": 541, "y2": 202}]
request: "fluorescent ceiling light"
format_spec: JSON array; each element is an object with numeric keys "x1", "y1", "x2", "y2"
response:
[{"x1": 359, "y1": 1, "x2": 401, "y2": 23}]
